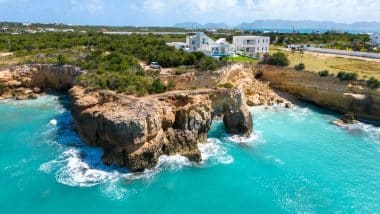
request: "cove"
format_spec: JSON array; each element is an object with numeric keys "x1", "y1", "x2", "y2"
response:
[{"x1": 0, "y1": 94, "x2": 379, "y2": 213}]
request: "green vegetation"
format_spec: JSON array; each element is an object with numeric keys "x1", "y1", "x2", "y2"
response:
[
  {"x1": 262, "y1": 52, "x2": 290, "y2": 67},
  {"x1": 294, "y1": 63, "x2": 305, "y2": 71},
  {"x1": 175, "y1": 67, "x2": 187, "y2": 75},
  {"x1": 0, "y1": 32, "x2": 222, "y2": 95},
  {"x1": 268, "y1": 32, "x2": 373, "y2": 52},
  {"x1": 223, "y1": 55, "x2": 258, "y2": 63},
  {"x1": 269, "y1": 48, "x2": 380, "y2": 79},
  {"x1": 218, "y1": 82, "x2": 234, "y2": 89},
  {"x1": 196, "y1": 56, "x2": 221, "y2": 71},
  {"x1": 367, "y1": 77, "x2": 380, "y2": 89},
  {"x1": 56, "y1": 54, "x2": 66, "y2": 65},
  {"x1": 337, "y1": 71, "x2": 358, "y2": 81},
  {"x1": 318, "y1": 70, "x2": 330, "y2": 77}
]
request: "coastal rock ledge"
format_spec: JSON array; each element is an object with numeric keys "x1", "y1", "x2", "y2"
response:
[{"x1": 70, "y1": 87, "x2": 253, "y2": 172}]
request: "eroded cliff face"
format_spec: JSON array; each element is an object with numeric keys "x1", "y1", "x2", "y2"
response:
[
  {"x1": 0, "y1": 64, "x2": 84, "y2": 99},
  {"x1": 260, "y1": 65, "x2": 380, "y2": 121},
  {"x1": 70, "y1": 87, "x2": 253, "y2": 172}
]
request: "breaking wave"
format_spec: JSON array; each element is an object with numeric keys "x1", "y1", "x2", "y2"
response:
[
  {"x1": 343, "y1": 121, "x2": 380, "y2": 143},
  {"x1": 39, "y1": 101, "x2": 236, "y2": 199}
]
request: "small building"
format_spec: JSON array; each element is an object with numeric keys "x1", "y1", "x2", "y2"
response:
[
  {"x1": 186, "y1": 32, "x2": 234, "y2": 57},
  {"x1": 233, "y1": 36, "x2": 270, "y2": 57},
  {"x1": 370, "y1": 33, "x2": 380, "y2": 46}
]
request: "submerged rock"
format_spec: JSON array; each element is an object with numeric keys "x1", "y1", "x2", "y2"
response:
[
  {"x1": 285, "y1": 103, "x2": 293, "y2": 108},
  {"x1": 341, "y1": 113, "x2": 357, "y2": 124},
  {"x1": 70, "y1": 87, "x2": 253, "y2": 172},
  {"x1": 332, "y1": 113, "x2": 358, "y2": 126}
]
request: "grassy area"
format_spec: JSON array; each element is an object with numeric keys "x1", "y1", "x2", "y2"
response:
[
  {"x1": 270, "y1": 46, "x2": 380, "y2": 79},
  {"x1": 225, "y1": 55, "x2": 258, "y2": 63}
]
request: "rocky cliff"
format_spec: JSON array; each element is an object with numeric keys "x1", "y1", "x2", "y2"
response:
[
  {"x1": 260, "y1": 65, "x2": 380, "y2": 121},
  {"x1": 0, "y1": 64, "x2": 84, "y2": 99},
  {"x1": 70, "y1": 87, "x2": 253, "y2": 172}
]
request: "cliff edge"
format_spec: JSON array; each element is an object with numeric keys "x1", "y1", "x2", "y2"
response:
[
  {"x1": 260, "y1": 65, "x2": 380, "y2": 121},
  {"x1": 70, "y1": 87, "x2": 252, "y2": 172}
]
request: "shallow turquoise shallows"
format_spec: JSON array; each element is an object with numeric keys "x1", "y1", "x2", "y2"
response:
[{"x1": 1, "y1": 95, "x2": 380, "y2": 214}]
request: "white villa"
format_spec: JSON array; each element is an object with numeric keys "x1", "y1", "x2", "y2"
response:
[
  {"x1": 186, "y1": 32, "x2": 234, "y2": 57},
  {"x1": 233, "y1": 36, "x2": 270, "y2": 57},
  {"x1": 167, "y1": 32, "x2": 271, "y2": 58},
  {"x1": 370, "y1": 33, "x2": 380, "y2": 46}
]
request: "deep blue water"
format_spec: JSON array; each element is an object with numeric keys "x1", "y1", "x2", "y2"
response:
[{"x1": 0, "y1": 95, "x2": 380, "y2": 213}]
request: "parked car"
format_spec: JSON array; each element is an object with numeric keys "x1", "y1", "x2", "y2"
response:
[{"x1": 150, "y1": 62, "x2": 161, "y2": 69}]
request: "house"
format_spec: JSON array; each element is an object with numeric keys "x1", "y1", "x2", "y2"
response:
[
  {"x1": 233, "y1": 36, "x2": 270, "y2": 57},
  {"x1": 369, "y1": 33, "x2": 380, "y2": 46},
  {"x1": 186, "y1": 32, "x2": 234, "y2": 57},
  {"x1": 166, "y1": 42, "x2": 188, "y2": 50}
]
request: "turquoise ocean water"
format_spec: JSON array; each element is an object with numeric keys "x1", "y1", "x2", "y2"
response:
[{"x1": 0, "y1": 94, "x2": 379, "y2": 213}]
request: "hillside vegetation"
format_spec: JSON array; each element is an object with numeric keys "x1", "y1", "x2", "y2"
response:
[{"x1": 0, "y1": 32, "x2": 223, "y2": 95}]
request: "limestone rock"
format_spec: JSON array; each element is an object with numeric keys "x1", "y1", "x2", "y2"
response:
[
  {"x1": 285, "y1": 103, "x2": 293, "y2": 108},
  {"x1": 70, "y1": 87, "x2": 253, "y2": 172},
  {"x1": 247, "y1": 95, "x2": 262, "y2": 106},
  {"x1": 261, "y1": 65, "x2": 380, "y2": 121}
]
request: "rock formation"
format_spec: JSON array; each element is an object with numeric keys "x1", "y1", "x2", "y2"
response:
[
  {"x1": 260, "y1": 65, "x2": 380, "y2": 121},
  {"x1": 0, "y1": 64, "x2": 84, "y2": 99},
  {"x1": 70, "y1": 87, "x2": 253, "y2": 172}
]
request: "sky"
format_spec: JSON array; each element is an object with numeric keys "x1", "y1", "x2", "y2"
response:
[{"x1": 0, "y1": 0, "x2": 379, "y2": 26}]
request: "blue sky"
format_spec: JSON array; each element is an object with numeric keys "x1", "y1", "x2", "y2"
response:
[{"x1": 0, "y1": 0, "x2": 379, "y2": 26}]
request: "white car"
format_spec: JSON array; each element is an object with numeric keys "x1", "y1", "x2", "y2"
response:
[{"x1": 150, "y1": 62, "x2": 161, "y2": 69}]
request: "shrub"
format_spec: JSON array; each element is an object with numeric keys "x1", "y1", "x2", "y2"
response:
[
  {"x1": 56, "y1": 54, "x2": 66, "y2": 65},
  {"x1": 167, "y1": 80, "x2": 176, "y2": 90},
  {"x1": 294, "y1": 63, "x2": 305, "y2": 71},
  {"x1": 367, "y1": 77, "x2": 380, "y2": 89},
  {"x1": 337, "y1": 71, "x2": 358, "y2": 81},
  {"x1": 218, "y1": 82, "x2": 234, "y2": 89},
  {"x1": 197, "y1": 57, "x2": 218, "y2": 71},
  {"x1": 175, "y1": 67, "x2": 186, "y2": 75},
  {"x1": 318, "y1": 70, "x2": 329, "y2": 77},
  {"x1": 263, "y1": 52, "x2": 290, "y2": 67},
  {"x1": 149, "y1": 79, "x2": 167, "y2": 94}
]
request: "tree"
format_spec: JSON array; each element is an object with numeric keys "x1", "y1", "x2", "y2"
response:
[{"x1": 263, "y1": 52, "x2": 290, "y2": 67}]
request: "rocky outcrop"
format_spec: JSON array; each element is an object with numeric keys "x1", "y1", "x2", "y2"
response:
[
  {"x1": 70, "y1": 87, "x2": 253, "y2": 172},
  {"x1": 332, "y1": 113, "x2": 358, "y2": 126},
  {"x1": 260, "y1": 65, "x2": 380, "y2": 121},
  {"x1": 0, "y1": 64, "x2": 84, "y2": 99}
]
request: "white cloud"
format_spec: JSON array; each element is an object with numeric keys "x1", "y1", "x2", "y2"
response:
[{"x1": 135, "y1": 0, "x2": 380, "y2": 24}]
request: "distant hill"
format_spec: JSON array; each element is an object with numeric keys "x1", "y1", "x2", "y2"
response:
[
  {"x1": 236, "y1": 20, "x2": 380, "y2": 32},
  {"x1": 174, "y1": 20, "x2": 380, "y2": 32},
  {"x1": 174, "y1": 22, "x2": 230, "y2": 29},
  {"x1": 203, "y1": 23, "x2": 230, "y2": 29},
  {"x1": 174, "y1": 22, "x2": 203, "y2": 29}
]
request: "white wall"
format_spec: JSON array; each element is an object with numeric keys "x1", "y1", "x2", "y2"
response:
[
  {"x1": 370, "y1": 33, "x2": 380, "y2": 46},
  {"x1": 233, "y1": 36, "x2": 270, "y2": 55}
]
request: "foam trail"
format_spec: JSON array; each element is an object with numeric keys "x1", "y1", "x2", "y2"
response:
[
  {"x1": 344, "y1": 122, "x2": 380, "y2": 143},
  {"x1": 199, "y1": 138, "x2": 234, "y2": 165}
]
